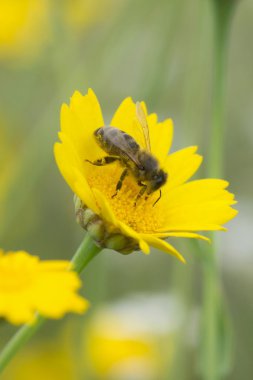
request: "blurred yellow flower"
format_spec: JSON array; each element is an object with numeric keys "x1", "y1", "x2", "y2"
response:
[
  {"x1": 61, "y1": 0, "x2": 115, "y2": 32},
  {"x1": 54, "y1": 89, "x2": 237, "y2": 262},
  {"x1": 2, "y1": 339, "x2": 75, "y2": 380},
  {"x1": 83, "y1": 295, "x2": 180, "y2": 379},
  {"x1": 0, "y1": 250, "x2": 88, "y2": 325},
  {"x1": 0, "y1": 0, "x2": 50, "y2": 60},
  {"x1": 1, "y1": 294, "x2": 182, "y2": 380},
  {"x1": 88, "y1": 333, "x2": 157, "y2": 379}
]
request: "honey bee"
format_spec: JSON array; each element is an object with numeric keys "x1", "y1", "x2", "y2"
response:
[{"x1": 86, "y1": 102, "x2": 168, "y2": 206}]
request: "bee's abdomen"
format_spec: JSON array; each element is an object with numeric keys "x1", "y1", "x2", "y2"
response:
[
  {"x1": 94, "y1": 126, "x2": 139, "y2": 156},
  {"x1": 122, "y1": 132, "x2": 139, "y2": 150}
]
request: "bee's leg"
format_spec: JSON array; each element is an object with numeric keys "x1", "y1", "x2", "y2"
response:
[
  {"x1": 134, "y1": 183, "x2": 147, "y2": 206},
  {"x1": 112, "y1": 169, "x2": 128, "y2": 198},
  {"x1": 85, "y1": 156, "x2": 120, "y2": 166},
  {"x1": 152, "y1": 189, "x2": 162, "y2": 207}
]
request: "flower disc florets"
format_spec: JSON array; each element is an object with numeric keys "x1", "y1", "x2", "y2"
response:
[{"x1": 55, "y1": 89, "x2": 237, "y2": 263}]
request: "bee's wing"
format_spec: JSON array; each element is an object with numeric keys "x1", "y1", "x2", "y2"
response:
[
  {"x1": 112, "y1": 130, "x2": 143, "y2": 169},
  {"x1": 136, "y1": 102, "x2": 151, "y2": 152},
  {"x1": 123, "y1": 151, "x2": 143, "y2": 168}
]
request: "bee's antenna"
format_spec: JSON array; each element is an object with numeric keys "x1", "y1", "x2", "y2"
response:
[{"x1": 152, "y1": 190, "x2": 162, "y2": 207}]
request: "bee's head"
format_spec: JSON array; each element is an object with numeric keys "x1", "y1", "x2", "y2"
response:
[{"x1": 148, "y1": 169, "x2": 168, "y2": 193}]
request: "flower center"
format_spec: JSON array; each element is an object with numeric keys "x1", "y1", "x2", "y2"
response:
[{"x1": 87, "y1": 165, "x2": 165, "y2": 234}]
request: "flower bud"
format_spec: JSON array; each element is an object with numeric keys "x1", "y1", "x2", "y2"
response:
[{"x1": 74, "y1": 196, "x2": 138, "y2": 254}]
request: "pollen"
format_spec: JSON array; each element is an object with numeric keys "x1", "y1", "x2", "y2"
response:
[{"x1": 87, "y1": 166, "x2": 164, "y2": 234}]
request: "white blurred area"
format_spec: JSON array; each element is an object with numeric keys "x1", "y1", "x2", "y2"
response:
[{"x1": 223, "y1": 200, "x2": 253, "y2": 270}]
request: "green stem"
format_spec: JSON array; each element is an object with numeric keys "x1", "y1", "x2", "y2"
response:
[
  {"x1": 202, "y1": 243, "x2": 220, "y2": 380},
  {"x1": 0, "y1": 234, "x2": 101, "y2": 374},
  {"x1": 208, "y1": 0, "x2": 236, "y2": 178},
  {"x1": 70, "y1": 233, "x2": 101, "y2": 274},
  {"x1": 0, "y1": 316, "x2": 45, "y2": 374},
  {"x1": 202, "y1": 1, "x2": 236, "y2": 380}
]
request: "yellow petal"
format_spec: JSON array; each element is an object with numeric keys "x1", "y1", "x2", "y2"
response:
[
  {"x1": 0, "y1": 298, "x2": 35, "y2": 325},
  {"x1": 34, "y1": 271, "x2": 88, "y2": 317},
  {"x1": 151, "y1": 232, "x2": 210, "y2": 242},
  {"x1": 61, "y1": 89, "x2": 104, "y2": 161},
  {"x1": 54, "y1": 142, "x2": 98, "y2": 213},
  {"x1": 74, "y1": 170, "x2": 100, "y2": 214},
  {"x1": 54, "y1": 142, "x2": 78, "y2": 192},
  {"x1": 148, "y1": 117, "x2": 174, "y2": 164},
  {"x1": 57, "y1": 132, "x2": 83, "y2": 172},
  {"x1": 161, "y1": 179, "x2": 238, "y2": 231},
  {"x1": 164, "y1": 146, "x2": 202, "y2": 191},
  {"x1": 140, "y1": 234, "x2": 186, "y2": 263},
  {"x1": 110, "y1": 97, "x2": 144, "y2": 146},
  {"x1": 118, "y1": 221, "x2": 150, "y2": 254},
  {"x1": 39, "y1": 261, "x2": 70, "y2": 271},
  {"x1": 69, "y1": 89, "x2": 104, "y2": 130},
  {"x1": 92, "y1": 188, "x2": 119, "y2": 226}
]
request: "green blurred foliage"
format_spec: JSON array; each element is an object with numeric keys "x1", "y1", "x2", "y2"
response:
[{"x1": 0, "y1": 0, "x2": 252, "y2": 379}]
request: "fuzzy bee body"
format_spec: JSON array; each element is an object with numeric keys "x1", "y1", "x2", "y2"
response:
[
  {"x1": 95, "y1": 126, "x2": 140, "y2": 166},
  {"x1": 87, "y1": 103, "x2": 168, "y2": 205}
]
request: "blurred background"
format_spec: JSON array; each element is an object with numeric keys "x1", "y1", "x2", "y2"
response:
[{"x1": 0, "y1": 0, "x2": 252, "y2": 379}]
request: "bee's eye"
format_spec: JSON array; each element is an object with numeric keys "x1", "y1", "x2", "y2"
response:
[{"x1": 139, "y1": 166, "x2": 145, "y2": 171}]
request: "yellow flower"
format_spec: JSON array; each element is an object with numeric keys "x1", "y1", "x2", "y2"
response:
[
  {"x1": 0, "y1": 250, "x2": 88, "y2": 325},
  {"x1": 87, "y1": 326, "x2": 158, "y2": 379},
  {"x1": 0, "y1": 0, "x2": 50, "y2": 60},
  {"x1": 54, "y1": 89, "x2": 237, "y2": 263},
  {"x1": 82, "y1": 295, "x2": 178, "y2": 379}
]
